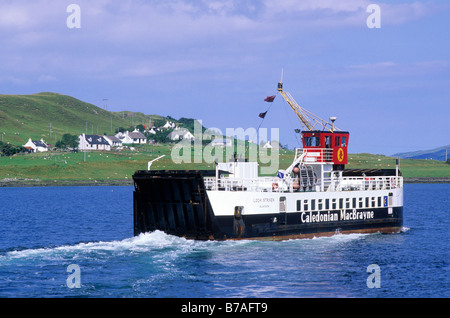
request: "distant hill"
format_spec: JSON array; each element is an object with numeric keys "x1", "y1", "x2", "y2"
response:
[
  {"x1": 0, "y1": 92, "x2": 203, "y2": 145},
  {"x1": 392, "y1": 145, "x2": 450, "y2": 161}
]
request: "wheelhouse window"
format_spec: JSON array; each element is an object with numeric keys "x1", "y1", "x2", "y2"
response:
[
  {"x1": 335, "y1": 136, "x2": 340, "y2": 147},
  {"x1": 304, "y1": 136, "x2": 320, "y2": 147},
  {"x1": 325, "y1": 136, "x2": 331, "y2": 148},
  {"x1": 341, "y1": 136, "x2": 347, "y2": 147}
]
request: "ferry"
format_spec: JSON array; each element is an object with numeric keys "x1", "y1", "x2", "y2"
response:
[{"x1": 132, "y1": 81, "x2": 403, "y2": 240}]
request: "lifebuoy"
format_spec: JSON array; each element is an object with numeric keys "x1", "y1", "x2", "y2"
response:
[{"x1": 272, "y1": 183, "x2": 278, "y2": 191}]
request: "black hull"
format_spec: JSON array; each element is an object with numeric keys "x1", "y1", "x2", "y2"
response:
[
  {"x1": 214, "y1": 208, "x2": 403, "y2": 240},
  {"x1": 133, "y1": 170, "x2": 403, "y2": 241}
]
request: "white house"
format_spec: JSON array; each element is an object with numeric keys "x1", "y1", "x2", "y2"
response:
[
  {"x1": 23, "y1": 138, "x2": 48, "y2": 152},
  {"x1": 104, "y1": 135, "x2": 122, "y2": 147},
  {"x1": 115, "y1": 129, "x2": 147, "y2": 144},
  {"x1": 263, "y1": 141, "x2": 280, "y2": 149},
  {"x1": 162, "y1": 121, "x2": 176, "y2": 129},
  {"x1": 167, "y1": 128, "x2": 195, "y2": 141},
  {"x1": 79, "y1": 134, "x2": 111, "y2": 151}
]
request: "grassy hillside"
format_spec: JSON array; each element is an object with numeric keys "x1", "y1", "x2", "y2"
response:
[
  {"x1": 0, "y1": 92, "x2": 166, "y2": 145},
  {"x1": 346, "y1": 153, "x2": 450, "y2": 178},
  {"x1": 0, "y1": 144, "x2": 292, "y2": 181},
  {"x1": 0, "y1": 145, "x2": 173, "y2": 182}
]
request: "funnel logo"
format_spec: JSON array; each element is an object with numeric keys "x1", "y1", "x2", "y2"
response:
[{"x1": 337, "y1": 148, "x2": 344, "y2": 162}]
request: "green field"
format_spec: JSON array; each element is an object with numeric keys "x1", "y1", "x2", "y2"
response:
[
  {"x1": 0, "y1": 144, "x2": 293, "y2": 181},
  {"x1": 346, "y1": 153, "x2": 450, "y2": 178},
  {"x1": 0, "y1": 146, "x2": 448, "y2": 184},
  {"x1": 0, "y1": 145, "x2": 171, "y2": 182}
]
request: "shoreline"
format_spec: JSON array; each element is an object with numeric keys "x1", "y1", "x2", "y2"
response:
[
  {"x1": 0, "y1": 177, "x2": 449, "y2": 188},
  {"x1": 0, "y1": 179, "x2": 134, "y2": 187},
  {"x1": 402, "y1": 177, "x2": 450, "y2": 184}
]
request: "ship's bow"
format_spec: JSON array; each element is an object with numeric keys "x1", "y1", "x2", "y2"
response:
[{"x1": 133, "y1": 170, "x2": 222, "y2": 240}]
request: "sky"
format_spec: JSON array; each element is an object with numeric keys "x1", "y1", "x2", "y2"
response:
[{"x1": 0, "y1": 0, "x2": 449, "y2": 155}]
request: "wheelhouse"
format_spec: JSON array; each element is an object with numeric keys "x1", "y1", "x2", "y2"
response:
[{"x1": 301, "y1": 131, "x2": 350, "y2": 165}]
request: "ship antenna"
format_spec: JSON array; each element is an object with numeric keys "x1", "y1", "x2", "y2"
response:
[{"x1": 278, "y1": 69, "x2": 284, "y2": 92}]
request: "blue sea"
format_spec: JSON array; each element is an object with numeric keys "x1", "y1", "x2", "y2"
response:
[{"x1": 0, "y1": 183, "x2": 448, "y2": 298}]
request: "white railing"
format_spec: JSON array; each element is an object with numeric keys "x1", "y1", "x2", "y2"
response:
[
  {"x1": 295, "y1": 148, "x2": 334, "y2": 163},
  {"x1": 204, "y1": 177, "x2": 279, "y2": 192},
  {"x1": 204, "y1": 175, "x2": 403, "y2": 193},
  {"x1": 325, "y1": 176, "x2": 403, "y2": 192}
]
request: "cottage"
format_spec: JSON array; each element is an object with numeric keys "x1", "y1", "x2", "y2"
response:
[
  {"x1": 115, "y1": 129, "x2": 147, "y2": 144},
  {"x1": 167, "y1": 128, "x2": 195, "y2": 141},
  {"x1": 162, "y1": 121, "x2": 176, "y2": 129},
  {"x1": 23, "y1": 138, "x2": 48, "y2": 152},
  {"x1": 263, "y1": 141, "x2": 280, "y2": 149},
  {"x1": 104, "y1": 135, "x2": 122, "y2": 147},
  {"x1": 79, "y1": 134, "x2": 111, "y2": 151}
]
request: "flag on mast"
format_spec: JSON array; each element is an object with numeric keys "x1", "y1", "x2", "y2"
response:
[{"x1": 264, "y1": 95, "x2": 276, "y2": 102}]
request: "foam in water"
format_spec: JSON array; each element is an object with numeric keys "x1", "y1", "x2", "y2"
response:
[
  {"x1": 401, "y1": 226, "x2": 410, "y2": 232},
  {"x1": 0, "y1": 231, "x2": 177, "y2": 262},
  {"x1": 0, "y1": 230, "x2": 375, "y2": 265}
]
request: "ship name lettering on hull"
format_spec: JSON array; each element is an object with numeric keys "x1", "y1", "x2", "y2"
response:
[
  {"x1": 341, "y1": 209, "x2": 374, "y2": 221},
  {"x1": 301, "y1": 209, "x2": 376, "y2": 223},
  {"x1": 301, "y1": 211, "x2": 339, "y2": 223}
]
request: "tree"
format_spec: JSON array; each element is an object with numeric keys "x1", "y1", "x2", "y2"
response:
[
  {"x1": 115, "y1": 126, "x2": 126, "y2": 133},
  {"x1": 0, "y1": 141, "x2": 25, "y2": 156},
  {"x1": 56, "y1": 134, "x2": 79, "y2": 150},
  {"x1": 136, "y1": 124, "x2": 145, "y2": 132},
  {"x1": 148, "y1": 129, "x2": 173, "y2": 144}
]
